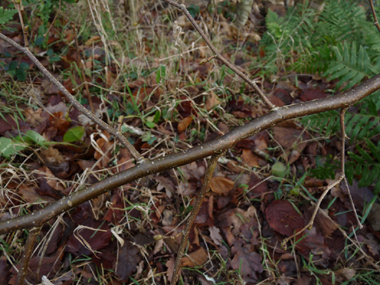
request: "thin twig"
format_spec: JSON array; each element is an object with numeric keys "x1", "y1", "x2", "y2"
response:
[
  {"x1": 0, "y1": 32, "x2": 142, "y2": 162},
  {"x1": 170, "y1": 151, "x2": 225, "y2": 285},
  {"x1": 163, "y1": 0, "x2": 276, "y2": 110},
  {"x1": 72, "y1": 24, "x2": 95, "y2": 113},
  {"x1": 281, "y1": 108, "x2": 349, "y2": 249},
  {"x1": 369, "y1": 0, "x2": 380, "y2": 33},
  {"x1": 14, "y1": 0, "x2": 28, "y2": 46},
  {"x1": 15, "y1": 227, "x2": 41, "y2": 285}
]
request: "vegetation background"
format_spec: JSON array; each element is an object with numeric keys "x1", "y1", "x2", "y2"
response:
[{"x1": 1, "y1": 0, "x2": 380, "y2": 284}]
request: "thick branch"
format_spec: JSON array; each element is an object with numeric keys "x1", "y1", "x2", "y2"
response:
[
  {"x1": 0, "y1": 33, "x2": 142, "y2": 161},
  {"x1": 1, "y1": 73, "x2": 380, "y2": 234}
]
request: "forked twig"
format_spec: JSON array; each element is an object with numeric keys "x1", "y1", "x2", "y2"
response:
[
  {"x1": 369, "y1": 0, "x2": 380, "y2": 33},
  {"x1": 15, "y1": 227, "x2": 41, "y2": 285},
  {"x1": 170, "y1": 151, "x2": 225, "y2": 285},
  {"x1": 281, "y1": 108, "x2": 350, "y2": 249},
  {"x1": 0, "y1": 33, "x2": 142, "y2": 162},
  {"x1": 163, "y1": 0, "x2": 276, "y2": 110}
]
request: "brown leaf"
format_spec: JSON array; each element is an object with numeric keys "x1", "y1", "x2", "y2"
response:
[
  {"x1": 209, "y1": 226, "x2": 223, "y2": 246},
  {"x1": 205, "y1": 91, "x2": 220, "y2": 110},
  {"x1": 181, "y1": 247, "x2": 208, "y2": 267},
  {"x1": 230, "y1": 241, "x2": 263, "y2": 281},
  {"x1": 209, "y1": 177, "x2": 234, "y2": 196},
  {"x1": 178, "y1": 116, "x2": 193, "y2": 133},
  {"x1": 273, "y1": 126, "x2": 309, "y2": 153},
  {"x1": 166, "y1": 257, "x2": 177, "y2": 282},
  {"x1": 116, "y1": 241, "x2": 141, "y2": 281},
  {"x1": 241, "y1": 149, "x2": 260, "y2": 167},
  {"x1": 265, "y1": 200, "x2": 304, "y2": 236},
  {"x1": 94, "y1": 131, "x2": 114, "y2": 168},
  {"x1": 301, "y1": 89, "x2": 327, "y2": 102}
]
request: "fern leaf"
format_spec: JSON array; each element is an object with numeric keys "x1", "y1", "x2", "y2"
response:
[{"x1": 0, "y1": 7, "x2": 17, "y2": 25}]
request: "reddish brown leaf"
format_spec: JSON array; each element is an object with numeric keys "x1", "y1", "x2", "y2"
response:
[
  {"x1": 301, "y1": 89, "x2": 327, "y2": 101},
  {"x1": 273, "y1": 126, "x2": 309, "y2": 153},
  {"x1": 178, "y1": 116, "x2": 193, "y2": 133},
  {"x1": 265, "y1": 200, "x2": 304, "y2": 236},
  {"x1": 241, "y1": 149, "x2": 260, "y2": 167},
  {"x1": 230, "y1": 241, "x2": 263, "y2": 281},
  {"x1": 181, "y1": 247, "x2": 208, "y2": 267},
  {"x1": 209, "y1": 177, "x2": 234, "y2": 196},
  {"x1": 116, "y1": 241, "x2": 142, "y2": 281}
]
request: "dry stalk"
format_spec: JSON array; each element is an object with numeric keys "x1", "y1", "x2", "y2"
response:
[
  {"x1": 15, "y1": 227, "x2": 41, "y2": 285},
  {"x1": 281, "y1": 108, "x2": 363, "y2": 248},
  {"x1": 162, "y1": 0, "x2": 276, "y2": 110},
  {"x1": 170, "y1": 152, "x2": 225, "y2": 285}
]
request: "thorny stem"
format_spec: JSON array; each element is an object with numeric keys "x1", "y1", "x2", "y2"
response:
[
  {"x1": 0, "y1": 33, "x2": 142, "y2": 162},
  {"x1": 170, "y1": 152, "x2": 225, "y2": 285},
  {"x1": 281, "y1": 108, "x2": 350, "y2": 249},
  {"x1": 369, "y1": 0, "x2": 380, "y2": 33},
  {"x1": 15, "y1": 227, "x2": 41, "y2": 285},
  {"x1": 163, "y1": 0, "x2": 276, "y2": 110}
]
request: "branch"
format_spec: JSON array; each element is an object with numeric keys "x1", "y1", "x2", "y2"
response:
[
  {"x1": 170, "y1": 152, "x2": 224, "y2": 285},
  {"x1": 0, "y1": 33, "x2": 142, "y2": 162},
  {"x1": 162, "y1": 0, "x2": 276, "y2": 110},
  {"x1": 369, "y1": 0, "x2": 380, "y2": 33},
  {"x1": 1, "y1": 73, "x2": 380, "y2": 234},
  {"x1": 15, "y1": 227, "x2": 41, "y2": 285}
]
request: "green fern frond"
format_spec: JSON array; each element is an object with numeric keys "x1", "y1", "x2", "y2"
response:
[
  {"x1": 346, "y1": 139, "x2": 380, "y2": 193},
  {"x1": 323, "y1": 42, "x2": 380, "y2": 90},
  {"x1": 301, "y1": 106, "x2": 380, "y2": 143},
  {"x1": 0, "y1": 7, "x2": 17, "y2": 25}
]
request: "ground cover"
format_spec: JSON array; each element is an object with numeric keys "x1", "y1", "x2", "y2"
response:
[{"x1": 1, "y1": 0, "x2": 380, "y2": 284}]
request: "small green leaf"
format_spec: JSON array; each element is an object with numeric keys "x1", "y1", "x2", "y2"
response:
[
  {"x1": 187, "y1": 4, "x2": 200, "y2": 18},
  {"x1": 156, "y1": 65, "x2": 166, "y2": 83},
  {"x1": 271, "y1": 162, "x2": 288, "y2": 178},
  {"x1": 63, "y1": 126, "x2": 85, "y2": 142},
  {"x1": 145, "y1": 121, "x2": 155, "y2": 128},
  {"x1": 0, "y1": 137, "x2": 26, "y2": 158},
  {"x1": 24, "y1": 130, "x2": 45, "y2": 145}
]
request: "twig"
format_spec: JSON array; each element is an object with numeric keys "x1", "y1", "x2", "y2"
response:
[
  {"x1": 1, "y1": 73, "x2": 380, "y2": 234},
  {"x1": 369, "y1": 0, "x2": 380, "y2": 33},
  {"x1": 15, "y1": 227, "x2": 41, "y2": 285},
  {"x1": 170, "y1": 151, "x2": 225, "y2": 285},
  {"x1": 0, "y1": 32, "x2": 142, "y2": 162},
  {"x1": 72, "y1": 24, "x2": 95, "y2": 113},
  {"x1": 281, "y1": 108, "x2": 349, "y2": 249},
  {"x1": 14, "y1": 0, "x2": 28, "y2": 46},
  {"x1": 162, "y1": 0, "x2": 276, "y2": 110}
]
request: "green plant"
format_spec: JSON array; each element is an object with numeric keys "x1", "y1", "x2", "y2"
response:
[{"x1": 260, "y1": 0, "x2": 380, "y2": 194}]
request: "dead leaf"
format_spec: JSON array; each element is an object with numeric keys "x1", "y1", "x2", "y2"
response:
[
  {"x1": 241, "y1": 149, "x2": 260, "y2": 167},
  {"x1": 205, "y1": 91, "x2": 220, "y2": 110},
  {"x1": 209, "y1": 226, "x2": 223, "y2": 246},
  {"x1": 265, "y1": 200, "x2": 304, "y2": 236},
  {"x1": 166, "y1": 257, "x2": 177, "y2": 282},
  {"x1": 116, "y1": 241, "x2": 142, "y2": 281},
  {"x1": 230, "y1": 241, "x2": 263, "y2": 281},
  {"x1": 273, "y1": 126, "x2": 309, "y2": 153},
  {"x1": 178, "y1": 116, "x2": 193, "y2": 133},
  {"x1": 209, "y1": 176, "x2": 234, "y2": 196},
  {"x1": 181, "y1": 247, "x2": 208, "y2": 267}
]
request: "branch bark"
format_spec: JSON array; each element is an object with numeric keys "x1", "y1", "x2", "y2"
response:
[{"x1": 1, "y1": 72, "x2": 380, "y2": 234}]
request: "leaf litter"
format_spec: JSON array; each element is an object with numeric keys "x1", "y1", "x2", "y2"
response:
[{"x1": 0, "y1": 0, "x2": 380, "y2": 284}]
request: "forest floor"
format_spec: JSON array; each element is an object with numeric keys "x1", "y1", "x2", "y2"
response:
[{"x1": 1, "y1": 0, "x2": 380, "y2": 284}]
